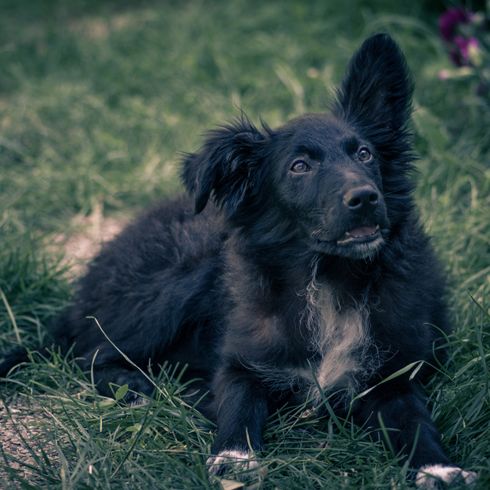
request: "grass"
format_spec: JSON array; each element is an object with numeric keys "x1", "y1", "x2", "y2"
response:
[{"x1": 0, "y1": 0, "x2": 489, "y2": 488}]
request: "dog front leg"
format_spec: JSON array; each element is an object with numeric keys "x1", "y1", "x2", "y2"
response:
[
  {"x1": 207, "y1": 365, "x2": 268, "y2": 478},
  {"x1": 354, "y1": 382, "x2": 476, "y2": 488}
]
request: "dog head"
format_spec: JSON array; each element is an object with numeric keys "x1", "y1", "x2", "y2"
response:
[{"x1": 182, "y1": 33, "x2": 415, "y2": 260}]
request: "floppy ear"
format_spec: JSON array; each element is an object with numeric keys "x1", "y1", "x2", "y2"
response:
[
  {"x1": 334, "y1": 33, "x2": 414, "y2": 150},
  {"x1": 181, "y1": 118, "x2": 267, "y2": 215}
]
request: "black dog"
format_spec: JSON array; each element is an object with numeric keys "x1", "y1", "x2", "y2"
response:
[{"x1": 0, "y1": 34, "x2": 476, "y2": 487}]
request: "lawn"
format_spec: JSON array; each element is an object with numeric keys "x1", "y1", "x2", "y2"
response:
[{"x1": 0, "y1": 0, "x2": 489, "y2": 488}]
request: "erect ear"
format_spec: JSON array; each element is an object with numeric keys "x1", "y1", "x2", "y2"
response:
[
  {"x1": 181, "y1": 118, "x2": 267, "y2": 215},
  {"x1": 334, "y1": 33, "x2": 414, "y2": 148}
]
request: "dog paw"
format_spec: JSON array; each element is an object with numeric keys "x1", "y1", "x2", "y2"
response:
[
  {"x1": 124, "y1": 392, "x2": 150, "y2": 407},
  {"x1": 415, "y1": 465, "x2": 477, "y2": 488},
  {"x1": 206, "y1": 450, "x2": 259, "y2": 478}
]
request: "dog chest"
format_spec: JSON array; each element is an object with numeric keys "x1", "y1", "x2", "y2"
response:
[
  {"x1": 302, "y1": 285, "x2": 370, "y2": 396},
  {"x1": 248, "y1": 284, "x2": 371, "y2": 400}
]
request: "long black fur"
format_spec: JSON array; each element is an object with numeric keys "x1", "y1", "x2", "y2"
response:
[{"x1": 0, "y1": 34, "x2": 467, "y2": 480}]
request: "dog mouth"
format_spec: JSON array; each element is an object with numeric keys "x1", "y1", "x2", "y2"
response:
[
  {"x1": 336, "y1": 225, "x2": 380, "y2": 245},
  {"x1": 312, "y1": 224, "x2": 385, "y2": 259}
]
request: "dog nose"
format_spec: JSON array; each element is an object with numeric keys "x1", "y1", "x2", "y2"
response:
[{"x1": 343, "y1": 186, "x2": 379, "y2": 210}]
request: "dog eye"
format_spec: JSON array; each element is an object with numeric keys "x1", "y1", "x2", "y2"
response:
[
  {"x1": 290, "y1": 160, "x2": 311, "y2": 173},
  {"x1": 357, "y1": 147, "x2": 373, "y2": 162}
]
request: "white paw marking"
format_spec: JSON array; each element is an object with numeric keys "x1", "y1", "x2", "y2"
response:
[
  {"x1": 128, "y1": 396, "x2": 150, "y2": 407},
  {"x1": 206, "y1": 450, "x2": 259, "y2": 476},
  {"x1": 415, "y1": 465, "x2": 477, "y2": 488}
]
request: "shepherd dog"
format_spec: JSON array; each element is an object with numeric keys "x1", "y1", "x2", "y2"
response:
[{"x1": 0, "y1": 34, "x2": 477, "y2": 487}]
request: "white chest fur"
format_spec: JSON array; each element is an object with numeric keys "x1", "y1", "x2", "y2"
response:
[
  {"x1": 247, "y1": 280, "x2": 373, "y2": 401},
  {"x1": 301, "y1": 280, "x2": 371, "y2": 399}
]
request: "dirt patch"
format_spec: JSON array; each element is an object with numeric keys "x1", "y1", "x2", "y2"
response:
[
  {"x1": 0, "y1": 399, "x2": 58, "y2": 485},
  {"x1": 50, "y1": 203, "x2": 128, "y2": 278}
]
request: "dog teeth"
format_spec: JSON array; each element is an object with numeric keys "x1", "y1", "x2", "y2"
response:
[{"x1": 342, "y1": 225, "x2": 379, "y2": 240}]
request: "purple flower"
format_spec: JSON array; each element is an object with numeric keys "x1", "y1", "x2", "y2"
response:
[
  {"x1": 439, "y1": 7, "x2": 481, "y2": 67},
  {"x1": 451, "y1": 36, "x2": 480, "y2": 66},
  {"x1": 439, "y1": 8, "x2": 471, "y2": 41}
]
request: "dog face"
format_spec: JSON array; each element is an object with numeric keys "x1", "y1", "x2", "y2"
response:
[
  {"x1": 265, "y1": 114, "x2": 389, "y2": 259},
  {"x1": 182, "y1": 34, "x2": 415, "y2": 260}
]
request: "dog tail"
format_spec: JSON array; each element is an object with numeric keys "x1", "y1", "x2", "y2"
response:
[{"x1": 0, "y1": 345, "x2": 30, "y2": 377}]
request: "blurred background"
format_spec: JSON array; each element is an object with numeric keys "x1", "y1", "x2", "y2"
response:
[{"x1": 0, "y1": 0, "x2": 488, "y2": 487}]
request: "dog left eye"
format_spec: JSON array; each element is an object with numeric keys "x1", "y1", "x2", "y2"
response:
[
  {"x1": 290, "y1": 160, "x2": 311, "y2": 173},
  {"x1": 357, "y1": 147, "x2": 373, "y2": 162}
]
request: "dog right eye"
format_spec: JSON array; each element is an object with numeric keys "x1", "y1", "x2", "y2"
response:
[{"x1": 290, "y1": 160, "x2": 311, "y2": 173}]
